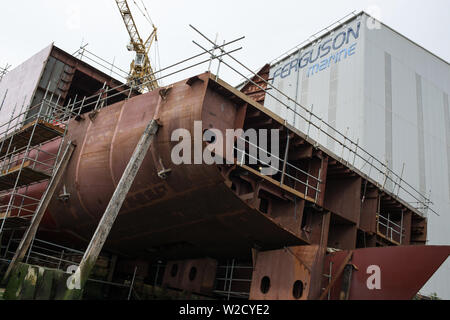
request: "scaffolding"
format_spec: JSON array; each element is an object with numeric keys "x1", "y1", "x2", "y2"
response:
[
  {"x1": 0, "y1": 39, "x2": 244, "y2": 289},
  {"x1": 0, "y1": 83, "x2": 75, "y2": 279},
  {"x1": 213, "y1": 260, "x2": 253, "y2": 300},
  {"x1": 187, "y1": 25, "x2": 436, "y2": 218},
  {"x1": 0, "y1": 27, "x2": 436, "y2": 298}
]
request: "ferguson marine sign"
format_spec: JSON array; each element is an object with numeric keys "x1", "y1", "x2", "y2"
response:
[{"x1": 271, "y1": 21, "x2": 360, "y2": 80}]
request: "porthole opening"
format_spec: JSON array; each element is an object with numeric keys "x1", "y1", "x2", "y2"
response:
[
  {"x1": 189, "y1": 267, "x2": 197, "y2": 281},
  {"x1": 292, "y1": 280, "x2": 304, "y2": 299},
  {"x1": 170, "y1": 264, "x2": 178, "y2": 277},
  {"x1": 260, "y1": 276, "x2": 271, "y2": 294}
]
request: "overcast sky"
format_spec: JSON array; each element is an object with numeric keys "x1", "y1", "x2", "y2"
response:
[{"x1": 1, "y1": 0, "x2": 449, "y2": 85}]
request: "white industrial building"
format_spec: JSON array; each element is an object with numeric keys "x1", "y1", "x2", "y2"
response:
[{"x1": 264, "y1": 12, "x2": 450, "y2": 298}]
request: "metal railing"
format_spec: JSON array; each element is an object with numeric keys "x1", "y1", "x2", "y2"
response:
[
  {"x1": 0, "y1": 38, "x2": 247, "y2": 268},
  {"x1": 376, "y1": 213, "x2": 403, "y2": 244},
  {"x1": 188, "y1": 25, "x2": 436, "y2": 218},
  {"x1": 1, "y1": 237, "x2": 84, "y2": 271},
  {"x1": 234, "y1": 135, "x2": 322, "y2": 202},
  {"x1": 214, "y1": 260, "x2": 253, "y2": 300},
  {"x1": 0, "y1": 84, "x2": 71, "y2": 236}
]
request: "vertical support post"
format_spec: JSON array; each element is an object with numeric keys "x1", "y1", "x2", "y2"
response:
[
  {"x1": 227, "y1": 259, "x2": 235, "y2": 301},
  {"x1": 154, "y1": 261, "x2": 161, "y2": 287},
  {"x1": 69, "y1": 95, "x2": 78, "y2": 122},
  {"x1": 208, "y1": 33, "x2": 219, "y2": 72},
  {"x1": 396, "y1": 163, "x2": 405, "y2": 197},
  {"x1": 387, "y1": 213, "x2": 390, "y2": 238},
  {"x1": 57, "y1": 250, "x2": 65, "y2": 270},
  {"x1": 77, "y1": 97, "x2": 86, "y2": 117},
  {"x1": 280, "y1": 132, "x2": 290, "y2": 186},
  {"x1": 94, "y1": 82, "x2": 106, "y2": 111},
  {"x1": 315, "y1": 158, "x2": 323, "y2": 203},
  {"x1": 223, "y1": 260, "x2": 229, "y2": 291},
  {"x1": 216, "y1": 40, "x2": 226, "y2": 81},
  {"x1": 127, "y1": 266, "x2": 137, "y2": 300},
  {"x1": 353, "y1": 138, "x2": 359, "y2": 166},
  {"x1": 306, "y1": 105, "x2": 314, "y2": 139},
  {"x1": 305, "y1": 162, "x2": 311, "y2": 197},
  {"x1": 400, "y1": 211, "x2": 404, "y2": 244},
  {"x1": 341, "y1": 127, "x2": 349, "y2": 160}
]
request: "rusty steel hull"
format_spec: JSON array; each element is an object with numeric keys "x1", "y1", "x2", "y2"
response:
[
  {"x1": 42, "y1": 73, "x2": 302, "y2": 259},
  {"x1": 2, "y1": 71, "x2": 447, "y2": 299}
]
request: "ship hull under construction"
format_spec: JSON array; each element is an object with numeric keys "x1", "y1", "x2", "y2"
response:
[{"x1": 1, "y1": 72, "x2": 448, "y2": 300}]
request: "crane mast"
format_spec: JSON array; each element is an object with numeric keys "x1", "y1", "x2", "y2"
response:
[{"x1": 114, "y1": 0, "x2": 159, "y2": 92}]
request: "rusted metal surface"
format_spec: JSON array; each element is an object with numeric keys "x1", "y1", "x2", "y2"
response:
[
  {"x1": 44, "y1": 72, "x2": 304, "y2": 259},
  {"x1": 249, "y1": 245, "x2": 320, "y2": 300},
  {"x1": 3, "y1": 73, "x2": 427, "y2": 256},
  {"x1": 323, "y1": 245, "x2": 450, "y2": 300},
  {"x1": 0, "y1": 71, "x2": 439, "y2": 301},
  {"x1": 162, "y1": 258, "x2": 218, "y2": 295}
]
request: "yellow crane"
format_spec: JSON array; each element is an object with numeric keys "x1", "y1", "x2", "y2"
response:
[{"x1": 114, "y1": 0, "x2": 159, "y2": 92}]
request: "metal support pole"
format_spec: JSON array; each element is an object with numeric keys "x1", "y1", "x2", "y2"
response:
[
  {"x1": 216, "y1": 40, "x2": 226, "y2": 81},
  {"x1": 280, "y1": 132, "x2": 290, "y2": 186},
  {"x1": 400, "y1": 211, "x2": 404, "y2": 244},
  {"x1": 208, "y1": 33, "x2": 219, "y2": 72},
  {"x1": 315, "y1": 158, "x2": 323, "y2": 203},
  {"x1": 127, "y1": 266, "x2": 137, "y2": 300},
  {"x1": 353, "y1": 138, "x2": 359, "y2": 166},
  {"x1": 382, "y1": 160, "x2": 389, "y2": 189},
  {"x1": 223, "y1": 260, "x2": 229, "y2": 291},
  {"x1": 387, "y1": 213, "x2": 390, "y2": 238},
  {"x1": 57, "y1": 250, "x2": 65, "y2": 270},
  {"x1": 154, "y1": 261, "x2": 161, "y2": 287},
  {"x1": 94, "y1": 82, "x2": 106, "y2": 111},
  {"x1": 306, "y1": 105, "x2": 314, "y2": 139},
  {"x1": 396, "y1": 163, "x2": 405, "y2": 197},
  {"x1": 227, "y1": 259, "x2": 235, "y2": 301},
  {"x1": 77, "y1": 97, "x2": 86, "y2": 117}
]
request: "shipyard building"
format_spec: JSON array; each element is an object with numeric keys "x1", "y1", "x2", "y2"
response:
[{"x1": 264, "y1": 12, "x2": 450, "y2": 298}]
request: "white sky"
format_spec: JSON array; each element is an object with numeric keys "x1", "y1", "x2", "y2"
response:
[{"x1": 1, "y1": 0, "x2": 449, "y2": 85}]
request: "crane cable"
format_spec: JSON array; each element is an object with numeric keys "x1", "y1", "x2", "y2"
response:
[
  {"x1": 140, "y1": 0, "x2": 154, "y2": 26},
  {"x1": 131, "y1": 0, "x2": 162, "y2": 84},
  {"x1": 132, "y1": 0, "x2": 153, "y2": 26}
]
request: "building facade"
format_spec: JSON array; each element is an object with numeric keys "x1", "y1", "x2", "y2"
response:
[{"x1": 264, "y1": 12, "x2": 450, "y2": 298}]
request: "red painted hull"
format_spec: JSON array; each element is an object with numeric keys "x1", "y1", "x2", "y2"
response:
[{"x1": 324, "y1": 245, "x2": 450, "y2": 300}]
